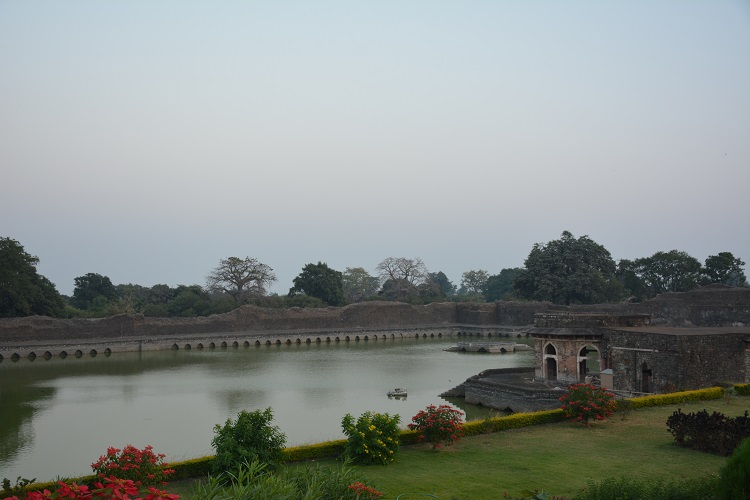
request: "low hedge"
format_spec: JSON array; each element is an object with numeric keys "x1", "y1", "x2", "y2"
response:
[
  {"x1": 734, "y1": 383, "x2": 750, "y2": 396},
  {"x1": 169, "y1": 455, "x2": 214, "y2": 480},
  {"x1": 463, "y1": 409, "x2": 566, "y2": 437},
  {"x1": 282, "y1": 439, "x2": 346, "y2": 462},
  {"x1": 626, "y1": 387, "x2": 724, "y2": 409}
]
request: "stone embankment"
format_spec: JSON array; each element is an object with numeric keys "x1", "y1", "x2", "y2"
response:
[{"x1": 1, "y1": 286, "x2": 747, "y2": 362}]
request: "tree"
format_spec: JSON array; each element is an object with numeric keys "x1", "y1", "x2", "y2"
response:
[
  {"x1": 206, "y1": 256, "x2": 276, "y2": 303},
  {"x1": 616, "y1": 259, "x2": 650, "y2": 302},
  {"x1": 459, "y1": 270, "x2": 489, "y2": 295},
  {"x1": 701, "y1": 252, "x2": 747, "y2": 287},
  {"x1": 167, "y1": 285, "x2": 213, "y2": 317},
  {"x1": 71, "y1": 272, "x2": 118, "y2": 310},
  {"x1": 375, "y1": 257, "x2": 429, "y2": 301},
  {"x1": 341, "y1": 267, "x2": 379, "y2": 303},
  {"x1": 428, "y1": 271, "x2": 456, "y2": 297},
  {"x1": 634, "y1": 250, "x2": 702, "y2": 296},
  {"x1": 0, "y1": 237, "x2": 65, "y2": 317},
  {"x1": 485, "y1": 268, "x2": 523, "y2": 302},
  {"x1": 514, "y1": 231, "x2": 623, "y2": 305},
  {"x1": 288, "y1": 262, "x2": 345, "y2": 306}
]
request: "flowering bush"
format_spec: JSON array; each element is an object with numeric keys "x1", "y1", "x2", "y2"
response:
[
  {"x1": 341, "y1": 411, "x2": 400, "y2": 465},
  {"x1": 558, "y1": 384, "x2": 617, "y2": 426},
  {"x1": 408, "y1": 404, "x2": 464, "y2": 449},
  {"x1": 91, "y1": 445, "x2": 175, "y2": 486},
  {"x1": 348, "y1": 481, "x2": 383, "y2": 499},
  {"x1": 1, "y1": 475, "x2": 180, "y2": 500}
]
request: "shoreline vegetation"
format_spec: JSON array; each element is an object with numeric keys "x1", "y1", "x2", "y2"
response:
[{"x1": 13, "y1": 385, "x2": 748, "y2": 498}]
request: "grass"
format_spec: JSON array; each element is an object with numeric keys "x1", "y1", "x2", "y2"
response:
[{"x1": 167, "y1": 395, "x2": 747, "y2": 498}]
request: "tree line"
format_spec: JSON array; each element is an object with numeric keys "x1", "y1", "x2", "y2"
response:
[{"x1": 0, "y1": 232, "x2": 746, "y2": 319}]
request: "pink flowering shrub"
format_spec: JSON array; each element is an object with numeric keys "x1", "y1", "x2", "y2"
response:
[
  {"x1": 91, "y1": 445, "x2": 175, "y2": 486},
  {"x1": 558, "y1": 383, "x2": 617, "y2": 426}
]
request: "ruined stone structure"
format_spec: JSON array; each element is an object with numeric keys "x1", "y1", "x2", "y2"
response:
[{"x1": 528, "y1": 312, "x2": 750, "y2": 394}]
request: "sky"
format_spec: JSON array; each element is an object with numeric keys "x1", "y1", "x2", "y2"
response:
[{"x1": 1, "y1": 1, "x2": 749, "y2": 296}]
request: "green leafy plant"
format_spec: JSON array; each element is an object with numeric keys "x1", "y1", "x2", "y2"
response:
[
  {"x1": 558, "y1": 384, "x2": 616, "y2": 426},
  {"x1": 341, "y1": 411, "x2": 401, "y2": 465},
  {"x1": 1, "y1": 478, "x2": 36, "y2": 499},
  {"x1": 211, "y1": 407, "x2": 287, "y2": 475},
  {"x1": 91, "y1": 445, "x2": 175, "y2": 486},
  {"x1": 191, "y1": 459, "x2": 374, "y2": 499},
  {"x1": 666, "y1": 408, "x2": 750, "y2": 456},
  {"x1": 408, "y1": 404, "x2": 465, "y2": 449},
  {"x1": 717, "y1": 436, "x2": 750, "y2": 499}
]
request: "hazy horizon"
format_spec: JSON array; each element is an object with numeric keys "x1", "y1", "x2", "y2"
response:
[{"x1": 2, "y1": 1, "x2": 748, "y2": 296}]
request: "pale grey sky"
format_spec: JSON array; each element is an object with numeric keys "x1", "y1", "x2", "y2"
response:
[{"x1": 1, "y1": 1, "x2": 748, "y2": 296}]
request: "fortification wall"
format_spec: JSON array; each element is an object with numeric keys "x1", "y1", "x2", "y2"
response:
[{"x1": 0, "y1": 286, "x2": 747, "y2": 346}]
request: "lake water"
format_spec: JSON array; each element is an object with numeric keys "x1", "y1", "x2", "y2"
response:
[{"x1": 0, "y1": 336, "x2": 534, "y2": 483}]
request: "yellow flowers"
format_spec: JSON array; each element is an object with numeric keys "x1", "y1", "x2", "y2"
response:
[{"x1": 341, "y1": 411, "x2": 401, "y2": 465}]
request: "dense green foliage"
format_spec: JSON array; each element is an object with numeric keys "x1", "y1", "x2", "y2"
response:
[
  {"x1": 514, "y1": 231, "x2": 624, "y2": 305},
  {"x1": 1, "y1": 233, "x2": 746, "y2": 317},
  {"x1": 71, "y1": 272, "x2": 118, "y2": 310},
  {"x1": 0, "y1": 237, "x2": 65, "y2": 317},
  {"x1": 288, "y1": 261, "x2": 345, "y2": 306},
  {"x1": 666, "y1": 408, "x2": 750, "y2": 456},
  {"x1": 702, "y1": 252, "x2": 748, "y2": 287},
  {"x1": 618, "y1": 250, "x2": 747, "y2": 301},
  {"x1": 341, "y1": 412, "x2": 401, "y2": 465},
  {"x1": 211, "y1": 408, "x2": 287, "y2": 475},
  {"x1": 716, "y1": 436, "x2": 750, "y2": 499},
  {"x1": 485, "y1": 267, "x2": 522, "y2": 301}
]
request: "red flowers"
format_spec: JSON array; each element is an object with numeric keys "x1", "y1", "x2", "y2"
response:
[
  {"x1": 91, "y1": 445, "x2": 174, "y2": 487},
  {"x1": 348, "y1": 481, "x2": 383, "y2": 499},
  {"x1": 558, "y1": 383, "x2": 617, "y2": 426},
  {"x1": 2, "y1": 476, "x2": 179, "y2": 500},
  {"x1": 4, "y1": 445, "x2": 179, "y2": 500},
  {"x1": 408, "y1": 404, "x2": 465, "y2": 449}
]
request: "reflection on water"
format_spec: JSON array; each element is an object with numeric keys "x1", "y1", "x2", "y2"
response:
[{"x1": 0, "y1": 336, "x2": 534, "y2": 482}]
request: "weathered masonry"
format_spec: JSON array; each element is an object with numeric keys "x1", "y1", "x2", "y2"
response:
[{"x1": 528, "y1": 313, "x2": 750, "y2": 394}]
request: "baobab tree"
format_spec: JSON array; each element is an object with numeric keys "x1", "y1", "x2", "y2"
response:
[{"x1": 205, "y1": 256, "x2": 276, "y2": 303}]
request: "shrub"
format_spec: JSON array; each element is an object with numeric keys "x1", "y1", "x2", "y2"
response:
[
  {"x1": 734, "y1": 384, "x2": 750, "y2": 396},
  {"x1": 211, "y1": 407, "x2": 286, "y2": 475},
  {"x1": 408, "y1": 404, "x2": 465, "y2": 449},
  {"x1": 91, "y1": 445, "x2": 175, "y2": 486},
  {"x1": 558, "y1": 384, "x2": 616, "y2": 426},
  {"x1": 666, "y1": 409, "x2": 750, "y2": 456},
  {"x1": 341, "y1": 411, "x2": 401, "y2": 465},
  {"x1": 575, "y1": 475, "x2": 719, "y2": 500},
  {"x1": 717, "y1": 436, "x2": 750, "y2": 499}
]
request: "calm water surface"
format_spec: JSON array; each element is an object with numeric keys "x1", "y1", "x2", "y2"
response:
[{"x1": 0, "y1": 336, "x2": 534, "y2": 482}]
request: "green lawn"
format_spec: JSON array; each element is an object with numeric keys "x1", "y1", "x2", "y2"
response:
[
  {"x1": 168, "y1": 395, "x2": 747, "y2": 499},
  {"x1": 349, "y1": 396, "x2": 747, "y2": 498}
]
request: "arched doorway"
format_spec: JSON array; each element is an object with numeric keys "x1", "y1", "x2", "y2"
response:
[
  {"x1": 544, "y1": 343, "x2": 557, "y2": 381},
  {"x1": 578, "y1": 345, "x2": 601, "y2": 382},
  {"x1": 641, "y1": 362, "x2": 652, "y2": 393}
]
